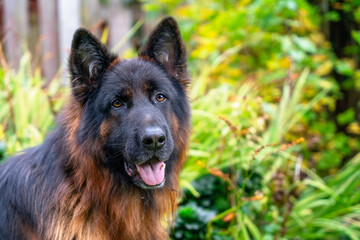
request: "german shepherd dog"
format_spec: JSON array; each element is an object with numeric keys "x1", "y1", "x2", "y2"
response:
[{"x1": 0, "y1": 17, "x2": 190, "y2": 240}]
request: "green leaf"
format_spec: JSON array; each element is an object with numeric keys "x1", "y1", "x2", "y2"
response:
[
  {"x1": 352, "y1": 30, "x2": 360, "y2": 45},
  {"x1": 335, "y1": 60, "x2": 354, "y2": 76},
  {"x1": 336, "y1": 108, "x2": 355, "y2": 125},
  {"x1": 293, "y1": 36, "x2": 317, "y2": 54},
  {"x1": 244, "y1": 215, "x2": 261, "y2": 240},
  {"x1": 325, "y1": 11, "x2": 341, "y2": 22},
  {"x1": 312, "y1": 219, "x2": 360, "y2": 240}
]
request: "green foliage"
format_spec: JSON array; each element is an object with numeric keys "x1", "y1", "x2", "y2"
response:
[
  {"x1": 287, "y1": 154, "x2": 360, "y2": 239},
  {"x1": 172, "y1": 174, "x2": 230, "y2": 240},
  {"x1": 178, "y1": 66, "x2": 334, "y2": 239},
  {"x1": 0, "y1": 51, "x2": 65, "y2": 160}
]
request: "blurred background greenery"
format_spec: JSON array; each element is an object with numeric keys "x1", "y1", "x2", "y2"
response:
[{"x1": 1, "y1": 0, "x2": 360, "y2": 239}]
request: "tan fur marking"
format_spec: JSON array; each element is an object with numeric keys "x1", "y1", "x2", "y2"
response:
[
  {"x1": 99, "y1": 120, "x2": 111, "y2": 139},
  {"x1": 138, "y1": 55, "x2": 157, "y2": 63},
  {"x1": 107, "y1": 57, "x2": 120, "y2": 71},
  {"x1": 22, "y1": 223, "x2": 39, "y2": 240},
  {"x1": 171, "y1": 112, "x2": 180, "y2": 135}
]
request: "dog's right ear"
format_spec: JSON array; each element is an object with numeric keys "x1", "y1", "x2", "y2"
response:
[{"x1": 69, "y1": 28, "x2": 118, "y2": 103}]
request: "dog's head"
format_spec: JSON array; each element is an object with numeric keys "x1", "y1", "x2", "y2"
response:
[{"x1": 68, "y1": 17, "x2": 190, "y2": 190}]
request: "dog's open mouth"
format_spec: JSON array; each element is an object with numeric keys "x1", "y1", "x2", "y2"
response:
[{"x1": 124, "y1": 159, "x2": 166, "y2": 187}]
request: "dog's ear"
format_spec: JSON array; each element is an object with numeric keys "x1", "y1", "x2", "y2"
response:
[
  {"x1": 69, "y1": 28, "x2": 118, "y2": 103},
  {"x1": 140, "y1": 17, "x2": 189, "y2": 86}
]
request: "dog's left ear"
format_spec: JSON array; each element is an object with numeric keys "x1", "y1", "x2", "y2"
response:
[{"x1": 140, "y1": 17, "x2": 189, "y2": 86}]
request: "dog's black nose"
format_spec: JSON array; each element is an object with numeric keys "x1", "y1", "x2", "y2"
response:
[{"x1": 141, "y1": 127, "x2": 166, "y2": 150}]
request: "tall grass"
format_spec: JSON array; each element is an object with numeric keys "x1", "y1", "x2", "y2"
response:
[
  {"x1": 175, "y1": 65, "x2": 359, "y2": 239},
  {"x1": 287, "y1": 154, "x2": 360, "y2": 239},
  {"x1": 0, "y1": 50, "x2": 66, "y2": 158}
]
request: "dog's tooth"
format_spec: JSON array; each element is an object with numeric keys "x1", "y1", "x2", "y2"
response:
[{"x1": 160, "y1": 162, "x2": 166, "y2": 170}]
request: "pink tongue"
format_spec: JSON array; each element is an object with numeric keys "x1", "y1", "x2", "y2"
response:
[{"x1": 137, "y1": 161, "x2": 165, "y2": 186}]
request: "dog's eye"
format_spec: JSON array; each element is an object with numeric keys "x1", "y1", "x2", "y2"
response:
[
  {"x1": 112, "y1": 99, "x2": 123, "y2": 108},
  {"x1": 155, "y1": 93, "x2": 166, "y2": 102}
]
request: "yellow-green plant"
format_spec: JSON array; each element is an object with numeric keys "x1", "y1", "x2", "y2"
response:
[{"x1": 0, "y1": 51, "x2": 66, "y2": 158}]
